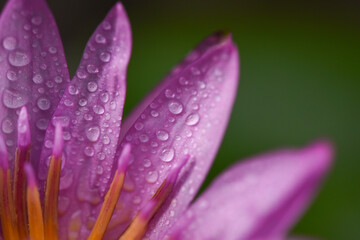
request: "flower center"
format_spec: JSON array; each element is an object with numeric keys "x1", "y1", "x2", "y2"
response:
[{"x1": 0, "y1": 107, "x2": 188, "y2": 240}]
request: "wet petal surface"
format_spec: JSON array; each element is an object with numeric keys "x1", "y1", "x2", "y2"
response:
[
  {"x1": 38, "y1": 3, "x2": 131, "y2": 239},
  {"x1": 106, "y1": 32, "x2": 239, "y2": 239},
  {"x1": 0, "y1": 0, "x2": 70, "y2": 170},
  {"x1": 167, "y1": 141, "x2": 333, "y2": 240}
]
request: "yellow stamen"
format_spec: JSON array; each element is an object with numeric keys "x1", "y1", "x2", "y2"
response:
[
  {"x1": 25, "y1": 163, "x2": 45, "y2": 240},
  {"x1": 88, "y1": 144, "x2": 131, "y2": 240},
  {"x1": 44, "y1": 155, "x2": 61, "y2": 240},
  {"x1": 13, "y1": 147, "x2": 30, "y2": 239}
]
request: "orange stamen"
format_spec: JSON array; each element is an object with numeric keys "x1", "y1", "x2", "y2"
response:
[
  {"x1": 119, "y1": 155, "x2": 189, "y2": 240},
  {"x1": 24, "y1": 163, "x2": 45, "y2": 240},
  {"x1": 0, "y1": 135, "x2": 19, "y2": 240},
  {"x1": 44, "y1": 123, "x2": 63, "y2": 240},
  {"x1": 88, "y1": 144, "x2": 131, "y2": 240},
  {"x1": 13, "y1": 107, "x2": 32, "y2": 239}
]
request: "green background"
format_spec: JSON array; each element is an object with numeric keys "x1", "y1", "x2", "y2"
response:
[{"x1": 4, "y1": 0, "x2": 360, "y2": 238}]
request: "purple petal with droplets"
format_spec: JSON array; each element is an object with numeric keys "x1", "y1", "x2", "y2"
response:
[
  {"x1": 167, "y1": 141, "x2": 333, "y2": 240},
  {"x1": 38, "y1": 3, "x2": 131, "y2": 238},
  {"x1": 105, "y1": 32, "x2": 239, "y2": 239},
  {"x1": 0, "y1": 0, "x2": 70, "y2": 170}
]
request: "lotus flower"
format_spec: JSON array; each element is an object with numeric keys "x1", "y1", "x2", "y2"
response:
[{"x1": 0, "y1": 0, "x2": 333, "y2": 239}]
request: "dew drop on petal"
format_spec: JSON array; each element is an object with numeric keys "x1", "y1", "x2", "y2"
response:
[
  {"x1": 168, "y1": 100, "x2": 183, "y2": 115},
  {"x1": 87, "y1": 82, "x2": 98, "y2": 93},
  {"x1": 8, "y1": 50, "x2": 30, "y2": 67},
  {"x1": 2, "y1": 36, "x2": 17, "y2": 50},
  {"x1": 99, "y1": 52, "x2": 111, "y2": 62},
  {"x1": 37, "y1": 97, "x2": 51, "y2": 110},
  {"x1": 84, "y1": 146, "x2": 95, "y2": 157},
  {"x1": 160, "y1": 148, "x2": 175, "y2": 162},
  {"x1": 31, "y1": 16, "x2": 42, "y2": 25},
  {"x1": 156, "y1": 130, "x2": 169, "y2": 141},
  {"x1": 146, "y1": 171, "x2": 159, "y2": 184},
  {"x1": 6, "y1": 70, "x2": 17, "y2": 81},
  {"x1": 95, "y1": 34, "x2": 106, "y2": 44},
  {"x1": 2, "y1": 89, "x2": 28, "y2": 108},
  {"x1": 32, "y1": 74, "x2": 43, "y2": 84},
  {"x1": 1, "y1": 118, "x2": 14, "y2": 134},
  {"x1": 86, "y1": 126, "x2": 100, "y2": 142},
  {"x1": 185, "y1": 113, "x2": 200, "y2": 126}
]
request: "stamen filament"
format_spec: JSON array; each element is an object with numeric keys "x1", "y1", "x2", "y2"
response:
[
  {"x1": 88, "y1": 144, "x2": 132, "y2": 240},
  {"x1": 24, "y1": 163, "x2": 45, "y2": 240},
  {"x1": 0, "y1": 136, "x2": 19, "y2": 240},
  {"x1": 119, "y1": 155, "x2": 189, "y2": 240},
  {"x1": 13, "y1": 107, "x2": 31, "y2": 239},
  {"x1": 44, "y1": 123, "x2": 63, "y2": 240}
]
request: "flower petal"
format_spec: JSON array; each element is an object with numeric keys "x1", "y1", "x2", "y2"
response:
[
  {"x1": 0, "y1": 0, "x2": 70, "y2": 169},
  {"x1": 106, "y1": 32, "x2": 239, "y2": 238},
  {"x1": 167, "y1": 141, "x2": 333, "y2": 240},
  {"x1": 38, "y1": 3, "x2": 131, "y2": 238}
]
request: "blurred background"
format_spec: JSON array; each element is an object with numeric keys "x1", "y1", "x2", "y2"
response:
[{"x1": 2, "y1": 0, "x2": 359, "y2": 238}]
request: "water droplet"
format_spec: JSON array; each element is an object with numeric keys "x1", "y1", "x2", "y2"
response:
[
  {"x1": 36, "y1": 118, "x2": 48, "y2": 130},
  {"x1": 96, "y1": 165, "x2": 103, "y2": 174},
  {"x1": 185, "y1": 113, "x2": 200, "y2": 126},
  {"x1": 160, "y1": 148, "x2": 175, "y2": 162},
  {"x1": 168, "y1": 100, "x2": 183, "y2": 115},
  {"x1": 143, "y1": 159, "x2": 151, "y2": 168},
  {"x1": 86, "y1": 64, "x2": 99, "y2": 74},
  {"x1": 139, "y1": 134, "x2": 149, "y2": 143},
  {"x1": 103, "y1": 135, "x2": 110, "y2": 145},
  {"x1": 31, "y1": 16, "x2": 42, "y2": 25},
  {"x1": 95, "y1": 34, "x2": 106, "y2": 44},
  {"x1": 99, "y1": 52, "x2": 111, "y2": 62},
  {"x1": 54, "y1": 76, "x2": 63, "y2": 83},
  {"x1": 1, "y1": 118, "x2": 14, "y2": 134},
  {"x1": 102, "y1": 21, "x2": 112, "y2": 30},
  {"x1": 150, "y1": 110, "x2": 159, "y2": 117},
  {"x1": 2, "y1": 36, "x2": 17, "y2": 50},
  {"x1": 87, "y1": 82, "x2": 98, "y2": 92},
  {"x1": 93, "y1": 105, "x2": 104, "y2": 115},
  {"x1": 84, "y1": 146, "x2": 95, "y2": 157},
  {"x1": 134, "y1": 122, "x2": 144, "y2": 131},
  {"x1": 86, "y1": 126, "x2": 100, "y2": 142},
  {"x1": 146, "y1": 171, "x2": 158, "y2": 184},
  {"x1": 8, "y1": 50, "x2": 30, "y2": 67},
  {"x1": 68, "y1": 85, "x2": 79, "y2": 95},
  {"x1": 100, "y1": 92, "x2": 109, "y2": 103},
  {"x1": 37, "y1": 97, "x2": 51, "y2": 110},
  {"x1": 78, "y1": 99, "x2": 87, "y2": 106},
  {"x1": 6, "y1": 70, "x2": 17, "y2": 81},
  {"x1": 76, "y1": 70, "x2": 87, "y2": 79},
  {"x1": 156, "y1": 130, "x2": 169, "y2": 141},
  {"x1": 48, "y1": 46, "x2": 57, "y2": 54},
  {"x1": 2, "y1": 89, "x2": 28, "y2": 108},
  {"x1": 32, "y1": 74, "x2": 43, "y2": 84}
]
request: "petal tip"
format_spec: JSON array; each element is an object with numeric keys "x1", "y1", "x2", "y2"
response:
[{"x1": 306, "y1": 139, "x2": 334, "y2": 173}]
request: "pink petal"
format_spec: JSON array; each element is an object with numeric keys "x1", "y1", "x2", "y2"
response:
[
  {"x1": 106, "y1": 32, "x2": 239, "y2": 239},
  {"x1": 0, "y1": 0, "x2": 70, "y2": 170},
  {"x1": 38, "y1": 3, "x2": 131, "y2": 238},
  {"x1": 167, "y1": 141, "x2": 333, "y2": 240}
]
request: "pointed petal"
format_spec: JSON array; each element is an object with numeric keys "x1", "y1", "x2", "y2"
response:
[
  {"x1": 38, "y1": 3, "x2": 131, "y2": 238},
  {"x1": 106, "y1": 32, "x2": 239, "y2": 238},
  {"x1": 0, "y1": 0, "x2": 70, "y2": 169},
  {"x1": 167, "y1": 141, "x2": 333, "y2": 240}
]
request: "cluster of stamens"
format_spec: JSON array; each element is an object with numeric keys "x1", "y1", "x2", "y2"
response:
[{"x1": 0, "y1": 106, "x2": 187, "y2": 240}]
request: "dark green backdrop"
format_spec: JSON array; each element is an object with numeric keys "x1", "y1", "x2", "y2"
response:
[{"x1": 2, "y1": 0, "x2": 359, "y2": 239}]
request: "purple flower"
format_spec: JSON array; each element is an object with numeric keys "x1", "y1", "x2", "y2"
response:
[{"x1": 0, "y1": 0, "x2": 333, "y2": 240}]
